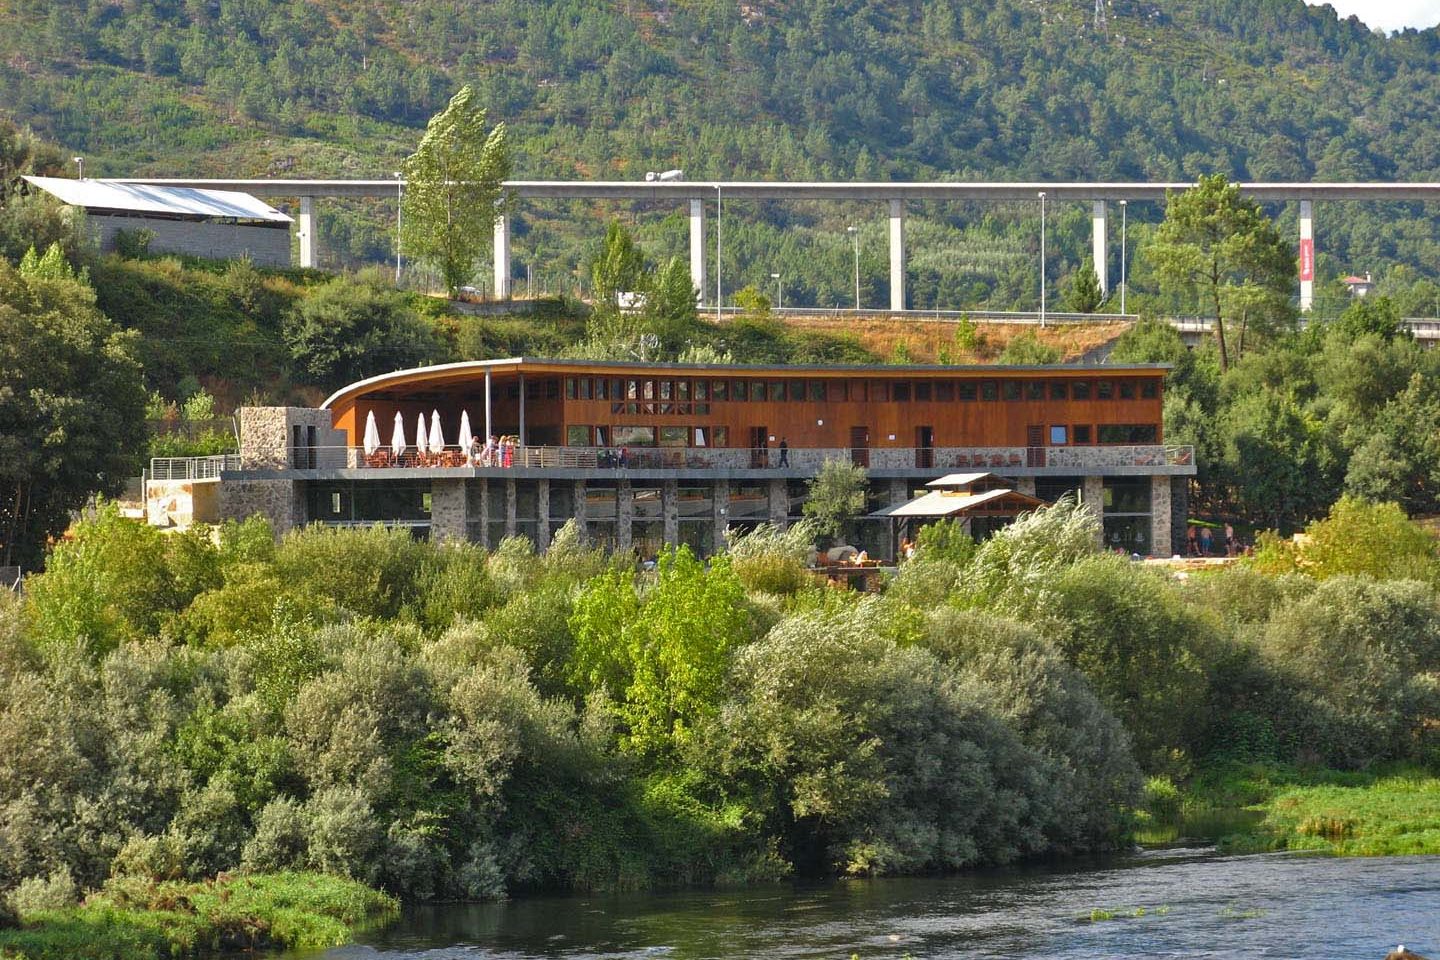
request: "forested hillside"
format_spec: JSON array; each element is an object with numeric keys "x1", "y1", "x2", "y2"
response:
[{"x1": 3, "y1": 0, "x2": 1440, "y2": 306}]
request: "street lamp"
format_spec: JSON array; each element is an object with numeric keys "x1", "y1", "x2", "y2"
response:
[
  {"x1": 1038, "y1": 192, "x2": 1047, "y2": 328},
  {"x1": 1119, "y1": 199, "x2": 1128, "y2": 315},
  {"x1": 847, "y1": 225, "x2": 860, "y2": 310},
  {"x1": 715, "y1": 184, "x2": 723, "y2": 321},
  {"x1": 73, "y1": 157, "x2": 84, "y2": 180},
  {"x1": 770, "y1": 272, "x2": 782, "y2": 310},
  {"x1": 393, "y1": 171, "x2": 403, "y2": 286}
]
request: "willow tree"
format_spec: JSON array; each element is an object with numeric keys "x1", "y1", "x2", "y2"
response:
[
  {"x1": 1147, "y1": 175, "x2": 1294, "y2": 371},
  {"x1": 401, "y1": 86, "x2": 511, "y2": 296}
]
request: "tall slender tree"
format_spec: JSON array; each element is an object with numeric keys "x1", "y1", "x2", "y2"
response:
[{"x1": 400, "y1": 86, "x2": 511, "y2": 297}]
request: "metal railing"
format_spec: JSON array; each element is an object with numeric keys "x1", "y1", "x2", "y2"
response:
[
  {"x1": 220, "y1": 443, "x2": 1194, "y2": 472},
  {"x1": 149, "y1": 455, "x2": 242, "y2": 480}
]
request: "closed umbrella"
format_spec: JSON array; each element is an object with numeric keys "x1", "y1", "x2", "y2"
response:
[
  {"x1": 363, "y1": 410, "x2": 381, "y2": 457},
  {"x1": 391, "y1": 412, "x2": 406, "y2": 458},
  {"x1": 416, "y1": 412, "x2": 429, "y2": 456},
  {"x1": 458, "y1": 410, "x2": 473, "y2": 454},
  {"x1": 429, "y1": 409, "x2": 445, "y2": 453}
]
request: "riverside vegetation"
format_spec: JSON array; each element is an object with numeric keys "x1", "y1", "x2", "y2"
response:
[{"x1": 3, "y1": 494, "x2": 1440, "y2": 956}]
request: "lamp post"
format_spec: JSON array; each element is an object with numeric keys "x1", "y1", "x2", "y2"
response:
[
  {"x1": 847, "y1": 225, "x2": 860, "y2": 310},
  {"x1": 715, "y1": 184, "x2": 722, "y2": 321},
  {"x1": 1119, "y1": 199, "x2": 1128, "y2": 315},
  {"x1": 770, "y1": 272, "x2": 782, "y2": 310},
  {"x1": 73, "y1": 157, "x2": 84, "y2": 180},
  {"x1": 393, "y1": 171, "x2": 403, "y2": 286},
  {"x1": 1038, "y1": 191, "x2": 1047, "y2": 328}
]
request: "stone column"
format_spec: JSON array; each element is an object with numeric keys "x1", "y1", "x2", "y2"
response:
[
  {"x1": 298, "y1": 196, "x2": 315, "y2": 268},
  {"x1": 493, "y1": 212, "x2": 512, "y2": 299},
  {"x1": 1299, "y1": 199, "x2": 1315, "y2": 312},
  {"x1": 572, "y1": 480, "x2": 588, "y2": 544},
  {"x1": 1149, "y1": 474, "x2": 1172, "y2": 558},
  {"x1": 430, "y1": 478, "x2": 468, "y2": 543},
  {"x1": 689, "y1": 198, "x2": 707, "y2": 306},
  {"x1": 1015, "y1": 476, "x2": 1037, "y2": 497},
  {"x1": 470, "y1": 478, "x2": 489, "y2": 548},
  {"x1": 888, "y1": 198, "x2": 906, "y2": 312},
  {"x1": 1091, "y1": 200, "x2": 1108, "y2": 295},
  {"x1": 218, "y1": 479, "x2": 304, "y2": 538},
  {"x1": 535, "y1": 479, "x2": 550, "y2": 550},
  {"x1": 1171, "y1": 477, "x2": 1190, "y2": 557},
  {"x1": 712, "y1": 479, "x2": 730, "y2": 552},
  {"x1": 767, "y1": 478, "x2": 788, "y2": 529},
  {"x1": 617, "y1": 479, "x2": 633, "y2": 553},
  {"x1": 1083, "y1": 475, "x2": 1105, "y2": 546},
  {"x1": 504, "y1": 477, "x2": 517, "y2": 538},
  {"x1": 662, "y1": 479, "x2": 679, "y2": 547},
  {"x1": 888, "y1": 477, "x2": 909, "y2": 507}
]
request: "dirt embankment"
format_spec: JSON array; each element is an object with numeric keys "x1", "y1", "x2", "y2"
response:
[{"x1": 777, "y1": 315, "x2": 1133, "y2": 363}]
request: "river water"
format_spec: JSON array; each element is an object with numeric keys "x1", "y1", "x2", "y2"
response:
[{"x1": 312, "y1": 846, "x2": 1440, "y2": 960}]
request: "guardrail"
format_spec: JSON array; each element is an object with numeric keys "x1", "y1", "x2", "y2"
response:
[
  {"x1": 149, "y1": 455, "x2": 242, "y2": 480},
  {"x1": 220, "y1": 444, "x2": 1195, "y2": 472}
]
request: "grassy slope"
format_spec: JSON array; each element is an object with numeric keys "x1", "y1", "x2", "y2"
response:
[{"x1": 0, "y1": 873, "x2": 397, "y2": 960}]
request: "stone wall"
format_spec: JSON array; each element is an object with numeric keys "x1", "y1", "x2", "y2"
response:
[
  {"x1": 238, "y1": 407, "x2": 344, "y2": 469},
  {"x1": 218, "y1": 479, "x2": 304, "y2": 536},
  {"x1": 1171, "y1": 477, "x2": 1190, "y2": 555},
  {"x1": 431, "y1": 478, "x2": 468, "y2": 543},
  {"x1": 1150, "y1": 474, "x2": 1173, "y2": 558},
  {"x1": 1082, "y1": 476, "x2": 1104, "y2": 545},
  {"x1": 91, "y1": 215, "x2": 291, "y2": 268}
]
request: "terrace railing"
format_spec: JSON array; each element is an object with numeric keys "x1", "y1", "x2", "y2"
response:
[{"x1": 149, "y1": 454, "x2": 242, "y2": 480}]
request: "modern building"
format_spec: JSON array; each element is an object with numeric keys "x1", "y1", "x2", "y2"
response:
[
  {"x1": 151, "y1": 358, "x2": 1195, "y2": 558},
  {"x1": 21, "y1": 176, "x2": 293, "y2": 267}
]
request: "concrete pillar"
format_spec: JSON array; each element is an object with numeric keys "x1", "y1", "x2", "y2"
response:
[
  {"x1": 662, "y1": 479, "x2": 678, "y2": 547},
  {"x1": 430, "y1": 478, "x2": 468, "y2": 543},
  {"x1": 1091, "y1": 200, "x2": 1108, "y2": 295},
  {"x1": 617, "y1": 479, "x2": 633, "y2": 553},
  {"x1": 889, "y1": 198, "x2": 906, "y2": 312},
  {"x1": 518, "y1": 371, "x2": 526, "y2": 450},
  {"x1": 712, "y1": 479, "x2": 730, "y2": 552},
  {"x1": 504, "y1": 477, "x2": 517, "y2": 538},
  {"x1": 767, "y1": 478, "x2": 788, "y2": 529},
  {"x1": 298, "y1": 196, "x2": 315, "y2": 268},
  {"x1": 1150, "y1": 474, "x2": 1173, "y2": 559},
  {"x1": 689, "y1": 198, "x2": 707, "y2": 306},
  {"x1": 492, "y1": 213, "x2": 512, "y2": 299},
  {"x1": 1083, "y1": 475, "x2": 1105, "y2": 546},
  {"x1": 1015, "y1": 476, "x2": 1037, "y2": 497},
  {"x1": 536, "y1": 479, "x2": 550, "y2": 550},
  {"x1": 1299, "y1": 199, "x2": 1314, "y2": 313},
  {"x1": 483, "y1": 369, "x2": 493, "y2": 442},
  {"x1": 572, "y1": 480, "x2": 588, "y2": 544}
]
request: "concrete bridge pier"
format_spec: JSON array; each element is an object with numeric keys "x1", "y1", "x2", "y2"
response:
[
  {"x1": 1299, "y1": 199, "x2": 1314, "y2": 312},
  {"x1": 889, "y1": 198, "x2": 906, "y2": 311},
  {"x1": 689, "y1": 198, "x2": 707, "y2": 306},
  {"x1": 493, "y1": 212, "x2": 512, "y2": 299},
  {"x1": 298, "y1": 196, "x2": 315, "y2": 268},
  {"x1": 1092, "y1": 201, "x2": 1108, "y2": 295}
]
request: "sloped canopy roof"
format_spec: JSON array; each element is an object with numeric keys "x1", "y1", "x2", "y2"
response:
[
  {"x1": 925, "y1": 472, "x2": 1004, "y2": 489},
  {"x1": 22, "y1": 176, "x2": 292, "y2": 223},
  {"x1": 872, "y1": 487, "x2": 1046, "y2": 519}
]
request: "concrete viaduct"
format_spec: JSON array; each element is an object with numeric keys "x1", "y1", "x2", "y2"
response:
[{"x1": 114, "y1": 179, "x2": 1440, "y2": 313}]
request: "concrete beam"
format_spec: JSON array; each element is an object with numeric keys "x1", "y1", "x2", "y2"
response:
[
  {"x1": 493, "y1": 213, "x2": 511, "y2": 299},
  {"x1": 1299, "y1": 199, "x2": 1315, "y2": 313},
  {"x1": 889, "y1": 199, "x2": 905, "y2": 312},
  {"x1": 689, "y1": 198, "x2": 707, "y2": 306},
  {"x1": 297, "y1": 196, "x2": 315, "y2": 268},
  {"x1": 1092, "y1": 200, "x2": 1108, "y2": 295}
]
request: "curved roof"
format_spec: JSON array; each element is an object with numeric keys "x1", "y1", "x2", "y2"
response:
[{"x1": 23, "y1": 176, "x2": 292, "y2": 223}]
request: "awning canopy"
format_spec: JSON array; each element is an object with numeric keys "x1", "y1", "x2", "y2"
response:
[
  {"x1": 925, "y1": 471, "x2": 1005, "y2": 489},
  {"x1": 870, "y1": 487, "x2": 1046, "y2": 519},
  {"x1": 22, "y1": 176, "x2": 293, "y2": 223}
]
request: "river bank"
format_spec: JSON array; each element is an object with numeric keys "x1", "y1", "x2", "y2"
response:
[{"x1": 0, "y1": 872, "x2": 396, "y2": 960}]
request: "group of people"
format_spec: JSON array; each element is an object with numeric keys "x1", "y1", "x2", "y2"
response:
[
  {"x1": 1186, "y1": 522, "x2": 1240, "y2": 557},
  {"x1": 467, "y1": 434, "x2": 519, "y2": 468}
]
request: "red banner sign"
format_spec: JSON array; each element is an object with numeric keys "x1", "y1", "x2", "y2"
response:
[{"x1": 1299, "y1": 238, "x2": 1314, "y2": 282}]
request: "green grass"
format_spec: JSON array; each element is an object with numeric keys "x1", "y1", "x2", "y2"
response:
[
  {"x1": 0, "y1": 872, "x2": 397, "y2": 960},
  {"x1": 1221, "y1": 775, "x2": 1440, "y2": 856}
]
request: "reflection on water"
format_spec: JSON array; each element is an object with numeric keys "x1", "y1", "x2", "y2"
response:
[
  {"x1": 1130, "y1": 808, "x2": 1265, "y2": 847},
  {"x1": 308, "y1": 849, "x2": 1440, "y2": 960}
]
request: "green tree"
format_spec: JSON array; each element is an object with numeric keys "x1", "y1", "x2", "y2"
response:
[
  {"x1": 642, "y1": 257, "x2": 701, "y2": 353},
  {"x1": 802, "y1": 459, "x2": 867, "y2": 543},
  {"x1": 283, "y1": 272, "x2": 440, "y2": 389},
  {"x1": 0, "y1": 261, "x2": 146, "y2": 570},
  {"x1": 589, "y1": 220, "x2": 646, "y2": 311},
  {"x1": 1146, "y1": 175, "x2": 1295, "y2": 371},
  {"x1": 1332, "y1": 295, "x2": 1404, "y2": 341},
  {"x1": 997, "y1": 331, "x2": 1061, "y2": 364},
  {"x1": 400, "y1": 86, "x2": 511, "y2": 296},
  {"x1": 1063, "y1": 258, "x2": 1104, "y2": 313}
]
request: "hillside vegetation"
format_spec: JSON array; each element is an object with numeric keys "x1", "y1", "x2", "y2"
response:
[{"x1": 2, "y1": 0, "x2": 1439, "y2": 308}]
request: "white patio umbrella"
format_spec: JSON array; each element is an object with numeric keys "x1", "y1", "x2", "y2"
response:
[
  {"x1": 363, "y1": 410, "x2": 381, "y2": 457},
  {"x1": 391, "y1": 412, "x2": 406, "y2": 457},
  {"x1": 429, "y1": 409, "x2": 445, "y2": 452},
  {"x1": 415, "y1": 412, "x2": 429, "y2": 456},
  {"x1": 458, "y1": 410, "x2": 473, "y2": 453}
]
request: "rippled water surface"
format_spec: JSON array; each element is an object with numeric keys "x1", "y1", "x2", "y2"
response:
[{"x1": 310, "y1": 848, "x2": 1440, "y2": 959}]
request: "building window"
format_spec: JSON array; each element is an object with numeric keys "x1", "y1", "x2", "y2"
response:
[
  {"x1": 769, "y1": 382, "x2": 785, "y2": 402},
  {"x1": 660, "y1": 380, "x2": 673, "y2": 401},
  {"x1": 893, "y1": 382, "x2": 911, "y2": 402},
  {"x1": 1141, "y1": 380, "x2": 1159, "y2": 399},
  {"x1": 915, "y1": 381, "x2": 932, "y2": 402},
  {"x1": 678, "y1": 380, "x2": 691, "y2": 401},
  {"x1": 1073, "y1": 381, "x2": 1091, "y2": 400},
  {"x1": 614, "y1": 425, "x2": 655, "y2": 446},
  {"x1": 1002, "y1": 381, "x2": 1022, "y2": 401},
  {"x1": 659, "y1": 426, "x2": 688, "y2": 447},
  {"x1": 872, "y1": 381, "x2": 890, "y2": 402},
  {"x1": 579, "y1": 378, "x2": 591, "y2": 400},
  {"x1": 849, "y1": 381, "x2": 868, "y2": 402},
  {"x1": 1074, "y1": 424, "x2": 1092, "y2": 444},
  {"x1": 1026, "y1": 381, "x2": 1044, "y2": 401},
  {"x1": 733, "y1": 380, "x2": 747, "y2": 401},
  {"x1": 714, "y1": 426, "x2": 729, "y2": 447},
  {"x1": 330, "y1": 492, "x2": 342, "y2": 515},
  {"x1": 788, "y1": 381, "x2": 804, "y2": 401},
  {"x1": 594, "y1": 425, "x2": 608, "y2": 446},
  {"x1": 627, "y1": 379, "x2": 639, "y2": 400},
  {"x1": 809, "y1": 381, "x2": 826, "y2": 401},
  {"x1": 981, "y1": 381, "x2": 998, "y2": 401},
  {"x1": 1119, "y1": 380, "x2": 1136, "y2": 400},
  {"x1": 694, "y1": 427, "x2": 708, "y2": 447},
  {"x1": 1097, "y1": 424, "x2": 1159, "y2": 444},
  {"x1": 565, "y1": 378, "x2": 575, "y2": 399},
  {"x1": 594, "y1": 379, "x2": 607, "y2": 400},
  {"x1": 753, "y1": 381, "x2": 767, "y2": 402},
  {"x1": 567, "y1": 425, "x2": 590, "y2": 446},
  {"x1": 958, "y1": 382, "x2": 977, "y2": 401},
  {"x1": 1049, "y1": 425, "x2": 1068, "y2": 445},
  {"x1": 1097, "y1": 380, "x2": 1114, "y2": 400},
  {"x1": 936, "y1": 382, "x2": 954, "y2": 402},
  {"x1": 710, "y1": 380, "x2": 725, "y2": 401},
  {"x1": 644, "y1": 380, "x2": 656, "y2": 400},
  {"x1": 1051, "y1": 382, "x2": 1068, "y2": 400}
]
